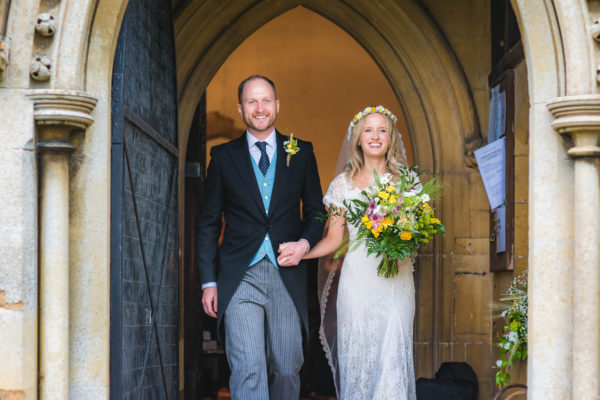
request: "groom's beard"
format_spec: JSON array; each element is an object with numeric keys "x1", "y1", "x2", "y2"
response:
[{"x1": 241, "y1": 109, "x2": 277, "y2": 135}]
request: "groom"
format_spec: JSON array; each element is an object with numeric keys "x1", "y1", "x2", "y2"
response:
[{"x1": 196, "y1": 75, "x2": 325, "y2": 399}]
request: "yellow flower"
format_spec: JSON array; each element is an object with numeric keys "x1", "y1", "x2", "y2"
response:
[
  {"x1": 286, "y1": 143, "x2": 293, "y2": 149},
  {"x1": 365, "y1": 221, "x2": 373, "y2": 229},
  {"x1": 290, "y1": 150, "x2": 296, "y2": 155},
  {"x1": 386, "y1": 186, "x2": 395, "y2": 193},
  {"x1": 400, "y1": 217, "x2": 408, "y2": 224},
  {"x1": 389, "y1": 195, "x2": 396, "y2": 204},
  {"x1": 372, "y1": 227, "x2": 382, "y2": 237},
  {"x1": 382, "y1": 218, "x2": 394, "y2": 227},
  {"x1": 400, "y1": 231, "x2": 412, "y2": 240},
  {"x1": 362, "y1": 215, "x2": 370, "y2": 223},
  {"x1": 431, "y1": 217, "x2": 441, "y2": 225},
  {"x1": 378, "y1": 191, "x2": 389, "y2": 200}
]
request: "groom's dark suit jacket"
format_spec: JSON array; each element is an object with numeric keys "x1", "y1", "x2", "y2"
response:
[{"x1": 196, "y1": 131, "x2": 325, "y2": 345}]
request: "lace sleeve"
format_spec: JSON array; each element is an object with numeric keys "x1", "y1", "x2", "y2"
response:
[{"x1": 323, "y1": 173, "x2": 347, "y2": 209}]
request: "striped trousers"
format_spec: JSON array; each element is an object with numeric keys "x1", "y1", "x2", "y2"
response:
[{"x1": 224, "y1": 258, "x2": 303, "y2": 399}]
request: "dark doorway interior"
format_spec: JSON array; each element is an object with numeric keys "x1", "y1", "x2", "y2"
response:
[{"x1": 183, "y1": 95, "x2": 232, "y2": 399}]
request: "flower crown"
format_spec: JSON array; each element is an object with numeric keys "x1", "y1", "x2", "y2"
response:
[{"x1": 350, "y1": 105, "x2": 398, "y2": 127}]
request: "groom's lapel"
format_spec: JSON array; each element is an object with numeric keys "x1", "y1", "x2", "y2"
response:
[
  {"x1": 228, "y1": 134, "x2": 264, "y2": 215},
  {"x1": 268, "y1": 132, "x2": 290, "y2": 216}
]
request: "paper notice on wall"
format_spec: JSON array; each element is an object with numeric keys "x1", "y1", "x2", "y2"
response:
[
  {"x1": 474, "y1": 137, "x2": 506, "y2": 210},
  {"x1": 495, "y1": 205, "x2": 506, "y2": 253}
]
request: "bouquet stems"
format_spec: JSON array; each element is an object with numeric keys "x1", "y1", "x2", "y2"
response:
[{"x1": 377, "y1": 256, "x2": 399, "y2": 278}]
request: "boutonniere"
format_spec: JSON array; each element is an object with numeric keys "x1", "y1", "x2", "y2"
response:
[{"x1": 283, "y1": 133, "x2": 300, "y2": 167}]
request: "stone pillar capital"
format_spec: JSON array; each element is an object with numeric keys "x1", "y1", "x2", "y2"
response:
[
  {"x1": 547, "y1": 95, "x2": 600, "y2": 158},
  {"x1": 28, "y1": 89, "x2": 98, "y2": 129},
  {"x1": 28, "y1": 89, "x2": 98, "y2": 154}
]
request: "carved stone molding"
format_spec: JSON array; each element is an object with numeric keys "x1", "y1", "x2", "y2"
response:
[
  {"x1": 30, "y1": 55, "x2": 52, "y2": 81},
  {"x1": 0, "y1": 37, "x2": 9, "y2": 74},
  {"x1": 28, "y1": 89, "x2": 98, "y2": 129},
  {"x1": 547, "y1": 95, "x2": 600, "y2": 158},
  {"x1": 464, "y1": 137, "x2": 484, "y2": 168},
  {"x1": 35, "y1": 13, "x2": 57, "y2": 37}
]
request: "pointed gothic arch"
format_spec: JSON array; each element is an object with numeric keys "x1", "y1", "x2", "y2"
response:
[{"x1": 173, "y1": 0, "x2": 481, "y2": 374}]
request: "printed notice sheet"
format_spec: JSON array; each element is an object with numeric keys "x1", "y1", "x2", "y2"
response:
[{"x1": 474, "y1": 137, "x2": 506, "y2": 210}]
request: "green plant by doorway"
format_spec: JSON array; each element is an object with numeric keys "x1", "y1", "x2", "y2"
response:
[{"x1": 493, "y1": 270, "x2": 528, "y2": 388}]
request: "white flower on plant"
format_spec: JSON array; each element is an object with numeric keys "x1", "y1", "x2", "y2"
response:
[
  {"x1": 508, "y1": 331, "x2": 518, "y2": 343},
  {"x1": 421, "y1": 193, "x2": 430, "y2": 202},
  {"x1": 380, "y1": 173, "x2": 391, "y2": 185},
  {"x1": 503, "y1": 341, "x2": 511, "y2": 350},
  {"x1": 496, "y1": 360, "x2": 503, "y2": 368},
  {"x1": 403, "y1": 189, "x2": 420, "y2": 197}
]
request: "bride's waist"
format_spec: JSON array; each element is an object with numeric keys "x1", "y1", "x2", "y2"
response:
[{"x1": 344, "y1": 251, "x2": 413, "y2": 272}]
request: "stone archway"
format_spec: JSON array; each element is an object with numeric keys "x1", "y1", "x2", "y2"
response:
[
  {"x1": 14, "y1": 0, "x2": 588, "y2": 398},
  {"x1": 174, "y1": 0, "x2": 482, "y2": 378}
]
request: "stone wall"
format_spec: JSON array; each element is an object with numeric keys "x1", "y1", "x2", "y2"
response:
[
  {"x1": 414, "y1": 1, "x2": 498, "y2": 398},
  {"x1": 0, "y1": 1, "x2": 41, "y2": 398}
]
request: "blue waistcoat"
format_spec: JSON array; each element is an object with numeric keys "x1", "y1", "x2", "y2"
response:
[{"x1": 249, "y1": 148, "x2": 278, "y2": 268}]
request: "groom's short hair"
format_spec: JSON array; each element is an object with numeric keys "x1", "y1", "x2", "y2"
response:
[{"x1": 238, "y1": 75, "x2": 277, "y2": 103}]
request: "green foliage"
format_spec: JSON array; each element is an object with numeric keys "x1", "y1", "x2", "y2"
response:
[{"x1": 493, "y1": 270, "x2": 528, "y2": 388}]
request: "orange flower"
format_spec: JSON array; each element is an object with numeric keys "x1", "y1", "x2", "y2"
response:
[{"x1": 400, "y1": 231, "x2": 412, "y2": 240}]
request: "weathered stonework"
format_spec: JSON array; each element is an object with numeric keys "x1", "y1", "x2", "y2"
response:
[
  {"x1": 548, "y1": 95, "x2": 600, "y2": 400},
  {"x1": 0, "y1": 38, "x2": 9, "y2": 74},
  {"x1": 34, "y1": 14, "x2": 56, "y2": 37},
  {"x1": 28, "y1": 89, "x2": 97, "y2": 400},
  {"x1": 0, "y1": 0, "x2": 598, "y2": 399}
]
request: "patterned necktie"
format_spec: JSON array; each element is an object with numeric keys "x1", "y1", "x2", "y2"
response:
[{"x1": 255, "y1": 141, "x2": 270, "y2": 175}]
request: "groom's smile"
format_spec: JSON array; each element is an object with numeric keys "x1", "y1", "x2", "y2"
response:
[{"x1": 237, "y1": 77, "x2": 280, "y2": 139}]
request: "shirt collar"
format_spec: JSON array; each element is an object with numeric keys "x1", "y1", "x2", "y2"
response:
[{"x1": 246, "y1": 129, "x2": 276, "y2": 149}]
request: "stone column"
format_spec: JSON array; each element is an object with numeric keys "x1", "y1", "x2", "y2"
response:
[
  {"x1": 548, "y1": 95, "x2": 600, "y2": 400},
  {"x1": 27, "y1": 90, "x2": 97, "y2": 400}
]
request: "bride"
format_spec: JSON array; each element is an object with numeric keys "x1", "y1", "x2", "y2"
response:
[{"x1": 280, "y1": 106, "x2": 416, "y2": 399}]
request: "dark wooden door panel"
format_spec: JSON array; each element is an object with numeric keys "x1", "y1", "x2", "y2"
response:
[{"x1": 111, "y1": 0, "x2": 179, "y2": 399}]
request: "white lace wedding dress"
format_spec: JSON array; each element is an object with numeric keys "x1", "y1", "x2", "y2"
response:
[{"x1": 322, "y1": 172, "x2": 416, "y2": 400}]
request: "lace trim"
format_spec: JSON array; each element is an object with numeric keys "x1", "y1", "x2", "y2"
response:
[{"x1": 318, "y1": 256, "x2": 341, "y2": 398}]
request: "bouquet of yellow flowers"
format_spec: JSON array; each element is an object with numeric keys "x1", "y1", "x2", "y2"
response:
[{"x1": 340, "y1": 167, "x2": 445, "y2": 278}]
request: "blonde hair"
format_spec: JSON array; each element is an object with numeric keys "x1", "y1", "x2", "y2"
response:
[{"x1": 345, "y1": 112, "x2": 408, "y2": 178}]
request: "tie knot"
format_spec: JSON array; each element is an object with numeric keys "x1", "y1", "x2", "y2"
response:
[{"x1": 255, "y1": 141, "x2": 267, "y2": 153}]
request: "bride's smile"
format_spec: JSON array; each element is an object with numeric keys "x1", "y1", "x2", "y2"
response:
[{"x1": 359, "y1": 113, "x2": 390, "y2": 158}]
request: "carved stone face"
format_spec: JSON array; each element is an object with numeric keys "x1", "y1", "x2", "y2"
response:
[{"x1": 35, "y1": 13, "x2": 57, "y2": 37}]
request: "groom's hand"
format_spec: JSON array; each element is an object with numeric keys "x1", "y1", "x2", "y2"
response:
[
  {"x1": 202, "y1": 287, "x2": 218, "y2": 318},
  {"x1": 277, "y1": 240, "x2": 309, "y2": 267}
]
